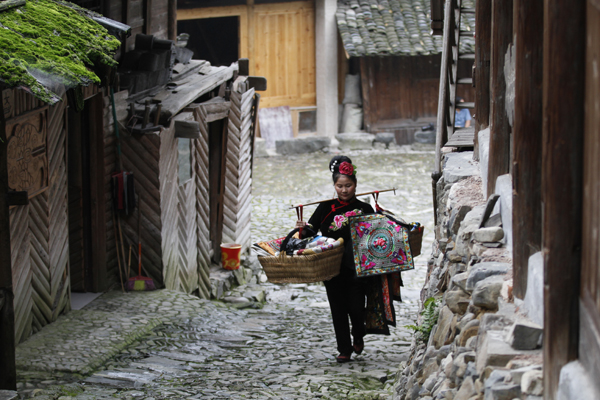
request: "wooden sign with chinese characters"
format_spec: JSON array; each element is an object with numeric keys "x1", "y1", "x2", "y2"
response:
[{"x1": 6, "y1": 107, "x2": 48, "y2": 198}]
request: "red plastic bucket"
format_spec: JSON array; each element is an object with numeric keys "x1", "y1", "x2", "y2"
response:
[{"x1": 220, "y1": 243, "x2": 242, "y2": 270}]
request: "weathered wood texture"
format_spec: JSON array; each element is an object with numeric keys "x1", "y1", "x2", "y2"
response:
[
  {"x1": 360, "y1": 55, "x2": 473, "y2": 134},
  {"x1": 580, "y1": 1, "x2": 600, "y2": 396},
  {"x1": 104, "y1": 0, "x2": 170, "y2": 53},
  {"x1": 511, "y1": 0, "x2": 543, "y2": 299},
  {"x1": 158, "y1": 65, "x2": 237, "y2": 122},
  {"x1": 222, "y1": 87, "x2": 255, "y2": 253},
  {"x1": 178, "y1": 1, "x2": 315, "y2": 109},
  {"x1": 486, "y1": 0, "x2": 513, "y2": 195},
  {"x1": 252, "y1": 2, "x2": 315, "y2": 108},
  {"x1": 158, "y1": 117, "x2": 180, "y2": 290},
  {"x1": 7, "y1": 89, "x2": 70, "y2": 344},
  {"x1": 193, "y1": 106, "x2": 212, "y2": 299},
  {"x1": 0, "y1": 88, "x2": 17, "y2": 391},
  {"x1": 473, "y1": 0, "x2": 491, "y2": 160},
  {"x1": 119, "y1": 128, "x2": 165, "y2": 288},
  {"x1": 434, "y1": 0, "x2": 457, "y2": 173},
  {"x1": 103, "y1": 91, "x2": 124, "y2": 290},
  {"x1": 542, "y1": 0, "x2": 585, "y2": 397}
]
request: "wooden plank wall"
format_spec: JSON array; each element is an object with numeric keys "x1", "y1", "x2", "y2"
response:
[
  {"x1": 222, "y1": 87, "x2": 255, "y2": 253},
  {"x1": 119, "y1": 123, "x2": 166, "y2": 288},
  {"x1": 8, "y1": 89, "x2": 70, "y2": 343},
  {"x1": 579, "y1": 0, "x2": 600, "y2": 397},
  {"x1": 252, "y1": 2, "x2": 315, "y2": 108},
  {"x1": 360, "y1": 55, "x2": 474, "y2": 132},
  {"x1": 103, "y1": 90, "x2": 129, "y2": 290},
  {"x1": 159, "y1": 117, "x2": 181, "y2": 290},
  {"x1": 511, "y1": 0, "x2": 543, "y2": 299},
  {"x1": 542, "y1": 0, "x2": 586, "y2": 397},
  {"x1": 171, "y1": 112, "x2": 200, "y2": 294},
  {"x1": 193, "y1": 106, "x2": 212, "y2": 299},
  {"x1": 105, "y1": 0, "x2": 171, "y2": 54},
  {"x1": 178, "y1": 1, "x2": 316, "y2": 109},
  {"x1": 486, "y1": 0, "x2": 513, "y2": 196}
]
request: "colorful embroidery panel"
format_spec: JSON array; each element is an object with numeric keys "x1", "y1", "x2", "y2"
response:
[
  {"x1": 349, "y1": 214, "x2": 415, "y2": 277},
  {"x1": 329, "y1": 209, "x2": 364, "y2": 231}
]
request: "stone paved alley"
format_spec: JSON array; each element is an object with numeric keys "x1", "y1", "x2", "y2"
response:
[{"x1": 14, "y1": 145, "x2": 435, "y2": 400}]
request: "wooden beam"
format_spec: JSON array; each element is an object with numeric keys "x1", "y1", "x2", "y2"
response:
[
  {"x1": 474, "y1": 0, "x2": 491, "y2": 160},
  {"x1": 487, "y1": 0, "x2": 513, "y2": 196},
  {"x1": 511, "y1": 0, "x2": 543, "y2": 299},
  {"x1": 159, "y1": 65, "x2": 237, "y2": 123},
  {"x1": 0, "y1": 105, "x2": 17, "y2": 390},
  {"x1": 542, "y1": 0, "x2": 586, "y2": 398}
]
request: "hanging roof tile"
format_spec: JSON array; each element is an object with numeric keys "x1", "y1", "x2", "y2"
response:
[{"x1": 337, "y1": 0, "x2": 475, "y2": 57}]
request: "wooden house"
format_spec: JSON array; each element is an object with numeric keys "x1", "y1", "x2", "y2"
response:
[
  {"x1": 1, "y1": 0, "x2": 260, "y2": 389},
  {"x1": 335, "y1": 0, "x2": 475, "y2": 144},
  {"x1": 433, "y1": 0, "x2": 600, "y2": 398},
  {"x1": 175, "y1": 0, "x2": 323, "y2": 137}
]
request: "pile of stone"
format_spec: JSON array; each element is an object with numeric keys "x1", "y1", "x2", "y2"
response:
[{"x1": 392, "y1": 153, "x2": 543, "y2": 400}]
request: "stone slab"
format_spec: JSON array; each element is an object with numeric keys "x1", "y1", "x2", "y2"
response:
[
  {"x1": 557, "y1": 361, "x2": 600, "y2": 400},
  {"x1": 443, "y1": 152, "x2": 480, "y2": 184},
  {"x1": 495, "y1": 174, "x2": 513, "y2": 251},
  {"x1": 0, "y1": 391, "x2": 17, "y2": 400},
  {"x1": 476, "y1": 331, "x2": 539, "y2": 374},
  {"x1": 479, "y1": 128, "x2": 490, "y2": 198},
  {"x1": 335, "y1": 132, "x2": 374, "y2": 150},
  {"x1": 466, "y1": 262, "x2": 510, "y2": 292},
  {"x1": 522, "y1": 252, "x2": 544, "y2": 325},
  {"x1": 275, "y1": 136, "x2": 331, "y2": 155}
]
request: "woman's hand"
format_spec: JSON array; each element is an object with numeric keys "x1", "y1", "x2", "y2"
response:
[{"x1": 295, "y1": 220, "x2": 307, "y2": 229}]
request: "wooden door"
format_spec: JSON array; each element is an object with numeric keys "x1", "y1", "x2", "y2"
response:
[
  {"x1": 580, "y1": 1, "x2": 600, "y2": 395},
  {"x1": 208, "y1": 118, "x2": 228, "y2": 263},
  {"x1": 67, "y1": 95, "x2": 106, "y2": 293},
  {"x1": 177, "y1": 1, "x2": 316, "y2": 109},
  {"x1": 252, "y1": 1, "x2": 316, "y2": 108}
]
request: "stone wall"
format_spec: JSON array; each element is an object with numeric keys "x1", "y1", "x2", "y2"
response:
[{"x1": 392, "y1": 151, "x2": 544, "y2": 400}]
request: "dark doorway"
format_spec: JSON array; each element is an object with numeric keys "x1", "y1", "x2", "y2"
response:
[
  {"x1": 67, "y1": 95, "x2": 106, "y2": 292},
  {"x1": 177, "y1": 17, "x2": 239, "y2": 66},
  {"x1": 208, "y1": 118, "x2": 228, "y2": 263}
]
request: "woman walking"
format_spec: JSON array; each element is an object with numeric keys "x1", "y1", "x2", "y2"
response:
[{"x1": 296, "y1": 155, "x2": 397, "y2": 363}]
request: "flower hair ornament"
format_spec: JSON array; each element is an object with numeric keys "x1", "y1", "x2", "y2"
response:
[{"x1": 338, "y1": 161, "x2": 357, "y2": 176}]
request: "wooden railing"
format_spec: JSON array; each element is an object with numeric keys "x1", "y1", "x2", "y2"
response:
[{"x1": 432, "y1": 0, "x2": 475, "y2": 224}]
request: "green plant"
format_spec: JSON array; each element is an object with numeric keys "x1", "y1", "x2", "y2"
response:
[
  {"x1": 0, "y1": 0, "x2": 120, "y2": 103},
  {"x1": 406, "y1": 297, "x2": 440, "y2": 343}
]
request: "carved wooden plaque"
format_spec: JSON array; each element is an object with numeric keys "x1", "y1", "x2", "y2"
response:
[
  {"x1": 2, "y1": 89, "x2": 13, "y2": 120},
  {"x1": 6, "y1": 108, "x2": 48, "y2": 198}
]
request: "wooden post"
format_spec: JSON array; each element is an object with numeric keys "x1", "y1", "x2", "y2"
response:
[
  {"x1": 89, "y1": 94, "x2": 108, "y2": 292},
  {"x1": 168, "y1": 0, "x2": 177, "y2": 41},
  {"x1": 511, "y1": 0, "x2": 543, "y2": 299},
  {"x1": 473, "y1": 0, "x2": 491, "y2": 160},
  {"x1": 486, "y1": 0, "x2": 513, "y2": 196},
  {"x1": 542, "y1": 0, "x2": 586, "y2": 398},
  {"x1": 0, "y1": 101, "x2": 17, "y2": 390}
]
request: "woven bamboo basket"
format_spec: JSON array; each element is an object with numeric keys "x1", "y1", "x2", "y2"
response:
[
  {"x1": 258, "y1": 245, "x2": 344, "y2": 284},
  {"x1": 408, "y1": 226, "x2": 424, "y2": 257}
]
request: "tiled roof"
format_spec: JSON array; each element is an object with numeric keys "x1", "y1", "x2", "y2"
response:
[{"x1": 336, "y1": 0, "x2": 475, "y2": 57}]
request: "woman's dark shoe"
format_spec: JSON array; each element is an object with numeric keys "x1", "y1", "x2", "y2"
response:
[
  {"x1": 336, "y1": 353, "x2": 352, "y2": 363},
  {"x1": 353, "y1": 338, "x2": 364, "y2": 355}
]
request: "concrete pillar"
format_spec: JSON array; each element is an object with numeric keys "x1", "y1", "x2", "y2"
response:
[{"x1": 315, "y1": 0, "x2": 338, "y2": 138}]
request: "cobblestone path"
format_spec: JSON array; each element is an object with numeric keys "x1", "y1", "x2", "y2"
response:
[{"x1": 17, "y1": 146, "x2": 435, "y2": 400}]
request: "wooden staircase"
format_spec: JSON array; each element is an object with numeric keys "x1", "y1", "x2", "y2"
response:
[{"x1": 434, "y1": 0, "x2": 476, "y2": 174}]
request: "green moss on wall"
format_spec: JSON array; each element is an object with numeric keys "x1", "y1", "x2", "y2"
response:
[{"x1": 0, "y1": 0, "x2": 120, "y2": 103}]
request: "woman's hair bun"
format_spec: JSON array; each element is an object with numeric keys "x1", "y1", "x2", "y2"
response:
[{"x1": 329, "y1": 155, "x2": 353, "y2": 174}]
